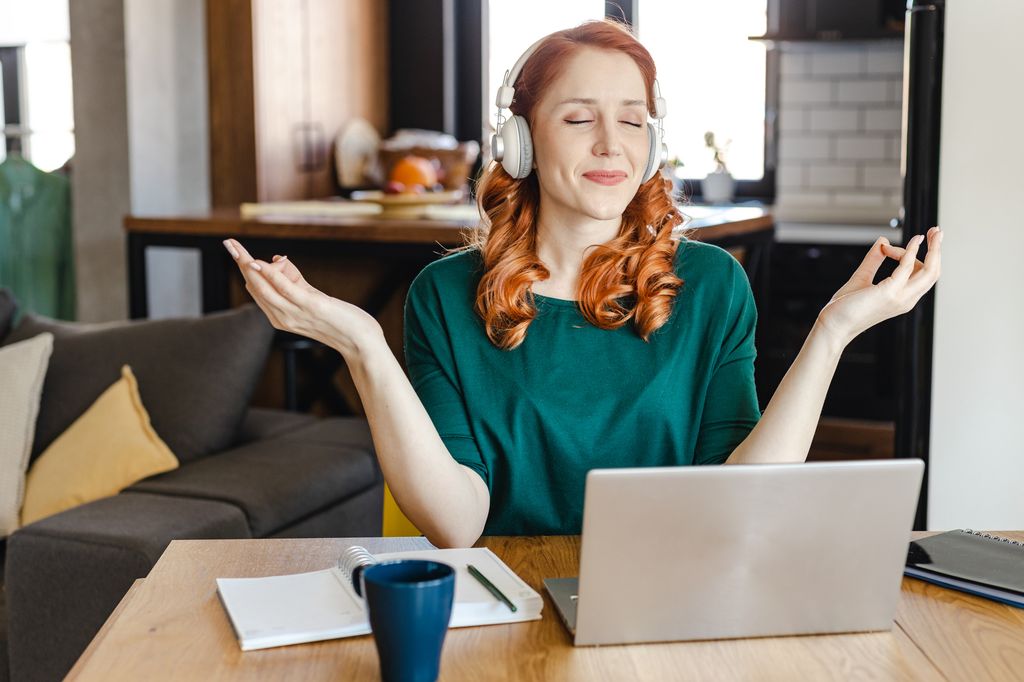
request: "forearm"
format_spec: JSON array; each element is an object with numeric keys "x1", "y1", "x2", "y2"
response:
[
  {"x1": 338, "y1": 335, "x2": 489, "y2": 547},
  {"x1": 725, "y1": 318, "x2": 846, "y2": 465}
]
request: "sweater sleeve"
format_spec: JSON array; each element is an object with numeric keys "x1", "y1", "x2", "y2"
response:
[
  {"x1": 403, "y1": 268, "x2": 490, "y2": 488},
  {"x1": 694, "y1": 256, "x2": 762, "y2": 465}
]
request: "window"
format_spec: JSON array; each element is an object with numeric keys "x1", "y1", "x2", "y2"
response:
[
  {"x1": 638, "y1": 1, "x2": 769, "y2": 188},
  {"x1": 0, "y1": 0, "x2": 75, "y2": 171}
]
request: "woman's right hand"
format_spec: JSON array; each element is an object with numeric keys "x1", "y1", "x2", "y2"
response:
[{"x1": 222, "y1": 238, "x2": 384, "y2": 359}]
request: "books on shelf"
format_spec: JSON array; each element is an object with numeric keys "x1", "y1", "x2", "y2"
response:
[
  {"x1": 216, "y1": 546, "x2": 543, "y2": 651},
  {"x1": 905, "y1": 529, "x2": 1024, "y2": 608}
]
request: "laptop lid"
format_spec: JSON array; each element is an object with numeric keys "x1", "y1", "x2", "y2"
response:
[{"x1": 570, "y1": 460, "x2": 924, "y2": 646}]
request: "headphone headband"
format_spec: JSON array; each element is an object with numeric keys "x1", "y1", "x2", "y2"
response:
[{"x1": 495, "y1": 37, "x2": 546, "y2": 109}]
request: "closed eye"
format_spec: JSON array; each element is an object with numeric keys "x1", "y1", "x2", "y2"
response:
[{"x1": 565, "y1": 120, "x2": 643, "y2": 128}]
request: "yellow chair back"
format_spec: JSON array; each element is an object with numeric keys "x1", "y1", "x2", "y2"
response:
[{"x1": 382, "y1": 482, "x2": 421, "y2": 536}]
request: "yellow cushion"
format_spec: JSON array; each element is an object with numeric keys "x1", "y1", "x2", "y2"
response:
[
  {"x1": 20, "y1": 365, "x2": 179, "y2": 526},
  {"x1": 382, "y1": 482, "x2": 422, "y2": 537}
]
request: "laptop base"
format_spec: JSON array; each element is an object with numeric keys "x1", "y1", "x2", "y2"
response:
[{"x1": 543, "y1": 577, "x2": 579, "y2": 637}]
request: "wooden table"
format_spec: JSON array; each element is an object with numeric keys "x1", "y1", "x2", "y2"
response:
[{"x1": 67, "y1": 533, "x2": 1024, "y2": 681}]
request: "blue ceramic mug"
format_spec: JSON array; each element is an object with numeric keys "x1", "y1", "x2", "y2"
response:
[{"x1": 360, "y1": 559, "x2": 456, "y2": 682}]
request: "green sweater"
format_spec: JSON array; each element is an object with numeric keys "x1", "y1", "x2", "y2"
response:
[{"x1": 404, "y1": 239, "x2": 761, "y2": 535}]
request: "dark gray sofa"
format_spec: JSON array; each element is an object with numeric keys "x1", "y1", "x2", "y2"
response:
[
  {"x1": 3, "y1": 409, "x2": 383, "y2": 682},
  {"x1": 0, "y1": 291, "x2": 384, "y2": 681}
]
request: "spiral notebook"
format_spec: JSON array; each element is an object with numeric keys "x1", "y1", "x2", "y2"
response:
[
  {"x1": 904, "y1": 529, "x2": 1024, "y2": 608},
  {"x1": 216, "y1": 546, "x2": 543, "y2": 651}
]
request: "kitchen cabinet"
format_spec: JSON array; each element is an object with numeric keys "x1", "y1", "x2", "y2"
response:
[
  {"x1": 756, "y1": 241, "x2": 902, "y2": 459},
  {"x1": 206, "y1": 0, "x2": 388, "y2": 206}
]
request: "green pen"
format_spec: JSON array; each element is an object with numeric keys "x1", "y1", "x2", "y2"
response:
[{"x1": 467, "y1": 564, "x2": 518, "y2": 612}]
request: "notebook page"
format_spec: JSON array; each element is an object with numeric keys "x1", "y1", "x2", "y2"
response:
[
  {"x1": 372, "y1": 547, "x2": 543, "y2": 625},
  {"x1": 216, "y1": 568, "x2": 369, "y2": 650}
]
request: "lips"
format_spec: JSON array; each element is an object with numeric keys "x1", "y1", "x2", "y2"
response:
[{"x1": 582, "y1": 170, "x2": 627, "y2": 186}]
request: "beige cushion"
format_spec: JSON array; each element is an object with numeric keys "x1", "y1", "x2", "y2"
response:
[
  {"x1": 21, "y1": 365, "x2": 179, "y2": 526},
  {"x1": 0, "y1": 332, "x2": 54, "y2": 536}
]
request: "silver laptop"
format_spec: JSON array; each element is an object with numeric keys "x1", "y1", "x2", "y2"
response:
[{"x1": 544, "y1": 459, "x2": 924, "y2": 646}]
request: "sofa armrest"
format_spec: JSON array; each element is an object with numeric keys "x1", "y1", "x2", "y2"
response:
[{"x1": 5, "y1": 492, "x2": 250, "y2": 682}]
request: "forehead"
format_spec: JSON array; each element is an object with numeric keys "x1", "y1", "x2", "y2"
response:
[{"x1": 540, "y1": 47, "x2": 647, "y2": 107}]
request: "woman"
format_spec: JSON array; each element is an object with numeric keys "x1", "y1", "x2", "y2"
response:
[{"x1": 222, "y1": 21, "x2": 941, "y2": 548}]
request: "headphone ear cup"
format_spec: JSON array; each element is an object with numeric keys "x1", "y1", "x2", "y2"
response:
[
  {"x1": 642, "y1": 122, "x2": 661, "y2": 184},
  {"x1": 500, "y1": 115, "x2": 533, "y2": 179}
]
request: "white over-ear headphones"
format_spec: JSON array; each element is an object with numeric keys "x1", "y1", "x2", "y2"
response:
[{"x1": 490, "y1": 37, "x2": 668, "y2": 183}]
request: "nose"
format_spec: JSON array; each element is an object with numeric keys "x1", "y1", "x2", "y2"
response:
[{"x1": 592, "y1": 118, "x2": 623, "y2": 158}]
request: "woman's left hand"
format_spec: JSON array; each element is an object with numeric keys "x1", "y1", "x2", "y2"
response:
[{"x1": 817, "y1": 225, "x2": 943, "y2": 346}]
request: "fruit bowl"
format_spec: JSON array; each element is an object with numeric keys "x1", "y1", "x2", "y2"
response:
[{"x1": 349, "y1": 189, "x2": 465, "y2": 218}]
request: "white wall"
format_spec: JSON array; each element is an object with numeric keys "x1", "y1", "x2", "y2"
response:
[
  {"x1": 929, "y1": 0, "x2": 1024, "y2": 529},
  {"x1": 124, "y1": 0, "x2": 209, "y2": 318},
  {"x1": 68, "y1": 0, "x2": 209, "y2": 321}
]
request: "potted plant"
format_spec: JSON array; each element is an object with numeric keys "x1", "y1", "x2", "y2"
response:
[{"x1": 701, "y1": 131, "x2": 735, "y2": 204}]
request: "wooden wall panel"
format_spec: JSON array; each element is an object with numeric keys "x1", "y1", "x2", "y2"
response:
[
  {"x1": 207, "y1": 0, "x2": 258, "y2": 207},
  {"x1": 251, "y1": 0, "x2": 388, "y2": 201}
]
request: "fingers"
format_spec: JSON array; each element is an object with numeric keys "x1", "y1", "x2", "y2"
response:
[
  {"x1": 907, "y1": 226, "x2": 942, "y2": 297},
  {"x1": 224, "y1": 238, "x2": 255, "y2": 266},
  {"x1": 271, "y1": 254, "x2": 306, "y2": 285},
  {"x1": 881, "y1": 243, "x2": 924, "y2": 277},
  {"x1": 852, "y1": 236, "x2": 891, "y2": 281},
  {"x1": 222, "y1": 239, "x2": 300, "y2": 327},
  {"x1": 252, "y1": 258, "x2": 307, "y2": 304},
  {"x1": 881, "y1": 227, "x2": 941, "y2": 278},
  {"x1": 891, "y1": 233, "x2": 924, "y2": 282}
]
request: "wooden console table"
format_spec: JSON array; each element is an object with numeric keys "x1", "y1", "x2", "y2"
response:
[{"x1": 123, "y1": 204, "x2": 774, "y2": 320}]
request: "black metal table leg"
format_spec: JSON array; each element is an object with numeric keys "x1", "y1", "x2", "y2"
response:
[{"x1": 127, "y1": 232, "x2": 150, "y2": 319}]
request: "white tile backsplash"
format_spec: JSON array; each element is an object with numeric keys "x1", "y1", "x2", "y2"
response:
[
  {"x1": 863, "y1": 107, "x2": 902, "y2": 132},
  {"x1": 777, "y1": 134, "x2": 831, "y2": 161},
  {"x1": 865, "y1": 47, "x2": 905, "y2": 75},
  {"x1": 806, "y1": 163, "x2": 859, "y2": 188},
  {"x1": 809, "y1": 50, "x2": 865, "y2": 77},
  {"x1": 775, "y1": 40, "x2": 904, "y2": 223},
  {"x1": 808, "y1": 108, "x2": 859, "y2": 132},
  {"x1": 780, "y1": 79, "x2": 834, "y2": 106},
  {"x1": 859, "y1": 162, "x2": 902, "y2": 190},
  {"x1": 836, "y1": 79, "x2": 893, "y2": 104},
  {"x1": 835, "y1": 135, "x2": 889, "y2": 161},
  {"x1": 777, "y1": 164, "x2": 806, "y2": 188}
]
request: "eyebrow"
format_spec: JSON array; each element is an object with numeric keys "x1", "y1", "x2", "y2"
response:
[{"x1": 557, "y1": 98, "x2": 646, "y2": 108}]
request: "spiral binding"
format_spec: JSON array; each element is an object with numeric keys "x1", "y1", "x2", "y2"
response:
[
  {"x1": 338, "y1": 545, "x2": 377, "y2": 595},
  {"x1": 960, "y1": 529, "x2": 1023, "y2": 547}
]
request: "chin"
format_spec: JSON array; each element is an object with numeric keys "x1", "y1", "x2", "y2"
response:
[{"x1": 579, "y1": 196, "x2": 634, "y2": 221}]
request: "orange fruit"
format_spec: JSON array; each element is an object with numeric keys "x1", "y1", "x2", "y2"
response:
[{"x1": 389, "y1": 155, "x2": 438, "y2": 190}]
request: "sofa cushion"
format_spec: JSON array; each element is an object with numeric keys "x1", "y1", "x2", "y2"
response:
[
  {"x1": 0, "y1": 287, "x2": 16, "y2": 341},
  {"x1": 3, "y1": 304, "x2": 274, "y2": 464},
  {"x1": 235, "y1": 407, "x2": 318, "y2": 445},
  {"x1": 0, "y1": 332, "x2": 53, "y2": 537},
  {"x1": 128, "y1": 417, "x2": 380, "y2": 536},
  {"x1": 21, "y1": 366, "x2": 179, "y2": 526}
]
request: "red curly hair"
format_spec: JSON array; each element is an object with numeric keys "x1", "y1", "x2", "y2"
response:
[{"x1": 467, "y1": 20, "x2": 690, "y2": 350}]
